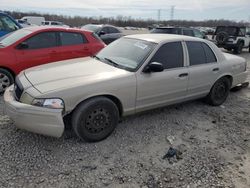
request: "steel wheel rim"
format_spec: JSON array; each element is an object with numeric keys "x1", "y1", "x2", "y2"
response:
[
  {"x1": 0, "y1": 73, "x2": 10, "y2": 93},
  {"x1": 85, "y1": 108, "x2": 111, "y2": 134}
]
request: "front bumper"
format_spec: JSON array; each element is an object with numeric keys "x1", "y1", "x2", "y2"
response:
[{"x1": 4, "y1": 86, "x2": 65, "y2": 138}]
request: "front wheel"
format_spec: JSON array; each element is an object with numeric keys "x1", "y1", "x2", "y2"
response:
[
  {"x1": 205, "y1": 77, "x2": 231, "y2": 106},
  {"x1": 0, "y1": 68, "x2": 14, "y2": 94},
  {"x1": 72, "y1": 97, "x2": 119, "y2": 142}
]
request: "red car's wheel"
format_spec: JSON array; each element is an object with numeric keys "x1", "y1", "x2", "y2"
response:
[{"x1": 0, "y1": 68, "x2": 14, "y2": 94}]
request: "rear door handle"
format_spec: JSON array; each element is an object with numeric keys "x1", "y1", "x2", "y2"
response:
[
  {"x1": 179, "y1": 73, "x2": 189, "y2": 77},
  {"x1": 213, "y1": 68, "x2": 219, "y2": 72}
]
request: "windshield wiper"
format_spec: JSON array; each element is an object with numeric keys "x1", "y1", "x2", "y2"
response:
[
  {"x1": 104, "y1": 58, "x2": 119, "y2": 67},
  {"x1": 92, "y1": 55, "x2": 101, "y2": 60}
]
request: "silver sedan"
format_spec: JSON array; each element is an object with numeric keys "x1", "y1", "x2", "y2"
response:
[{"x1": 4, "y1": 34, "x2": 248, "y2": 142}]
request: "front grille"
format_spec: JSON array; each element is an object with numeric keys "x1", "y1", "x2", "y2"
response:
[{"x1": 14, "y1": 78, "x2": 23, "y2": 101}]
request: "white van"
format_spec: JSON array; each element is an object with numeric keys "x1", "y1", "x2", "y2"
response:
[{"x1": 21, "y1": 16, "x2": 45, "y2": 26}]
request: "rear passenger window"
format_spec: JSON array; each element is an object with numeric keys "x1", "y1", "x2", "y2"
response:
[
  {"x1": 202, "y1": 43, "x2": 217, "y2": 63},
  {"x1": 186, "y1": 41, "x2": 206, "y2": 66},
  {"x1": 150, "y1": 42, "x2": 183, "y2": 69},
  {"x1": 60, "y1": 32, "x2": 87, "y2": 46}
]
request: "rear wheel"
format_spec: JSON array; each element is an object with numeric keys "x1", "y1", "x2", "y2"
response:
[
  {"x1": 0, "y1": 68, "x2": 14, "y2": 94},
  {"x1": 234, "y1": 42, "x2": 243, "y2": 54},
  {"x1": 205, "y1": 77, "x2": 231, "y2": 106},
  {"x1": 225, "y1": 47, "x2": 232, "y2": 52},
  {"x1": 72, "y1": 97, "x2": 119, "y2": 142}
]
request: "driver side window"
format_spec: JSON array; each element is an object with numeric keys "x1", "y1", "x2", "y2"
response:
[
  {"x1": 100, "y1": 27, "x2": 109, "y2": 34},
  {"x1": 239, "y1": 28, "x2": 246, "y2": 36},
  {"x1": 23, "y1": 32, "x2": 57, "y2": 50},
  {"x1": 150, "y1": 42, "x2": 184, "y2": 69},
  {"x1": 194, "y1": 30, "x2": 204, "y2": 38}
]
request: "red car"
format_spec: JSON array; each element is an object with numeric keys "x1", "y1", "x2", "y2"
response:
[{"x1": 0, "y1": 26, "x2": 105, "y2": 93}]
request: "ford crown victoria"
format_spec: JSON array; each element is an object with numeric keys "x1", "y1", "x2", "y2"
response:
[{"x1": 4, "y1": 34, "x2": 248, "y2": 142}]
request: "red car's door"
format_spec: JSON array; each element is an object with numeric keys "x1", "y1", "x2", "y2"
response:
[
  {"x1": 14, "y1": 31, "x2": 60, "y2": 72},
  {"x1": 56, "y1": 31, "x2": 92, "y2": 61}
]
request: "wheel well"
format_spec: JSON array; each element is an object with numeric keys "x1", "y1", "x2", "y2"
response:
[
  {"x1": 103, "y1": 95, "x2": 123, "y2": 117},
  {"x1": 64, "y1": 95, "x2": 124, "y2": 127},
  {"x1": 221, "y1": 75, "x2": 233, "y2": 87},
  {"x1": 238, "y1": 39, "x2": 244, "y2": 45},
  {"x1": 0, "y1": 66, "x2": 16, "y2": 78}
]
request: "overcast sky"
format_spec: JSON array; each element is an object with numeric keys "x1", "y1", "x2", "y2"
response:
[{"x1": 1, "y1": 0, "x2": 250, "y2": 21}]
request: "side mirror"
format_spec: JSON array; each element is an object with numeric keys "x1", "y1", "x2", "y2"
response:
[
  {"x1": 143, "y1": 62, "x2": 164, "y2": 73},
  {"x1": 16, "y1": 42, "x2": 29, "y2": 50},
  {"x1": 99, "y1": 31, "x2": 106, "y2": 36},
  {"x1": 203, "y1": 35, "x2": 208, "y2": 39}
]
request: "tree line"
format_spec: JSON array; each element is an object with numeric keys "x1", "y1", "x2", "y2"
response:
[{"x1": 2, "y1": 10, "x2": 249, "y2": 28}]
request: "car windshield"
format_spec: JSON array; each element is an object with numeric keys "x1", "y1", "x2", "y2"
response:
[
  {"x1": 0, "y1": 15, "x2": 20, "y2": 32},
  {"x1": 82, "y1": 24, "x2": 101, "y2": 32},
  {"x1": 215, "y1": 27, "x2": 239, "y2": 36},
  {"x1": 0, "y1": 29, "x2": 32, "y2": 47},
  {"x1": 151, "y1": 28, "x2": 181, "y2": 34},
  {"x1": 96, "y1": 38, "x2": 156, "y2": 71}
]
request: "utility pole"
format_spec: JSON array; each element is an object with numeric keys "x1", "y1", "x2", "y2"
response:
[
  {"x1": 158, "y1": 9, "x2": 161, "y2": 22},
  {"x1": 170, "y1": 6, "x2": 175, "y2": 20}
]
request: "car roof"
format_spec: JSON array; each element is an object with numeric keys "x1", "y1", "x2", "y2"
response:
[
  {"x1": 216, "y1": 26, "x2": 246, "y2": 28},
  {"x1": 125, "y1": 34, "x2": 204, "y2": 43},
  {"x1": 155, "y1": 27, "x2": 190, "y2": 29},
  {"x1": 86, "y1": 24, "x2": 116, "y2": 27},
  {"x1": 21, "y1": 26, "x2": 89, "y2": 33},
  {"x1": 0, "y1": 12, "x2": 8, "y2": 15}
]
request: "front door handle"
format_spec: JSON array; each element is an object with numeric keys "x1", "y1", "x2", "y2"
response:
[{"x1": 179, "y1": 73, "x2": 189, "y2": 77}]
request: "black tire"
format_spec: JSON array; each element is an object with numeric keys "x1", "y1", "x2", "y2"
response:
[
  {"x1": 234, "y1": 42, "x2": 243, "y2": 54},
  {"x1": 0, "y1": 68, "x2": 14, "y2": 94},
  {"x1": 72, "y1": 97, "x2": 119, "y2": 142},
  {"x1": 224, "y1": 47, "x2": 232, "y2": 52},
  {"x1": 205, "y1": 77, "x2": 231, "y2": 106}
]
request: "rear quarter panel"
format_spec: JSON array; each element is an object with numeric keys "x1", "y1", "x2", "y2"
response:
[{"x1": 219, "y1": 53, "x2": 247, "y2": 87}]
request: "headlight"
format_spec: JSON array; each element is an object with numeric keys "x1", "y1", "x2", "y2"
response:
[{"x1": 31, "y1": 98, "x2": 64, "y2": 109}]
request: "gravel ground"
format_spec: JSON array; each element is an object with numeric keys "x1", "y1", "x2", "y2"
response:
[{"x1": 0, "y1": 48, "x2": 250, "y2": 188}]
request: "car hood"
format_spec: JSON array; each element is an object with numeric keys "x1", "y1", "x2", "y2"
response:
[{"x1": 24, "y1": 57, "x2": 130, "y2": 94}]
